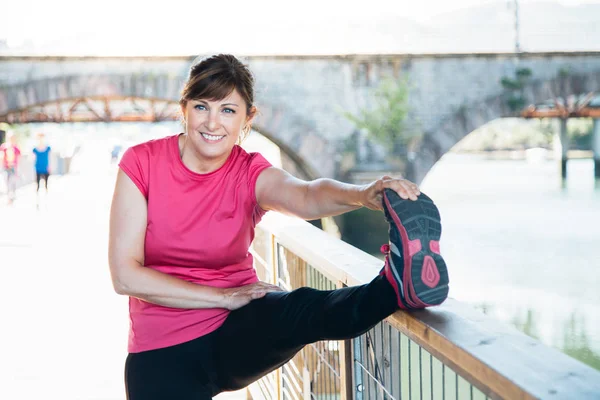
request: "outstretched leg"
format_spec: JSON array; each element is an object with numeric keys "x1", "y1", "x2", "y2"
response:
[
  {"x1": 213, "y1": 274, "x2": 398, "y2": 393},
  {"x1": 213, "y1": 189, "x2": 449, "y2": 394}
]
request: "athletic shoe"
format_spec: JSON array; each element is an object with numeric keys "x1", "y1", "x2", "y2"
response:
[{"x1": 380, "y1": 188, "x2": 449, "y2": 309}]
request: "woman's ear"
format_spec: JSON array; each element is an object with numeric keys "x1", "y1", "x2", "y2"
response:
[
  {"x1": 246, "y1": 106, "x2": 257, "y2": 125},
  {"x1": 180, "y1": 103, "x2": 187, "y2": 124}
]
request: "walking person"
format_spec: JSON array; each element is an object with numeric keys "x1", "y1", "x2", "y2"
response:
[
  {"x1": 108, "y1": 54, "x2": 450, "y2": 399},
  {"x1": 32, "y1": 133, "x2": 51, "y2": 207},
  {"x1": 0, "y1": 131, "x2": 21, "y2": 205}
]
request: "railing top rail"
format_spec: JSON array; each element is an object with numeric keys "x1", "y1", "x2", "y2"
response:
[{"x1": 258, "y1": 212, "x2": 600, "y2": 400}]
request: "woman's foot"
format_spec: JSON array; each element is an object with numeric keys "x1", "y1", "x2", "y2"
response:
[{"x1": 380, "y1": 188, "x2": 449, "y2": 309}]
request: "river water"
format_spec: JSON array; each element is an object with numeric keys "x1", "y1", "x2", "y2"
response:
[{"x1": 419, "y1": 152, "x2": 600, "y2": 371}]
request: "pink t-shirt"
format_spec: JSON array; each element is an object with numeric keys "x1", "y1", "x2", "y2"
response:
[
  {"x1": 1, "y1": 144, "x2": 21, "y2": 169},
  {"x1": 119, "y1": 134, "x2": 272, "y2": 353}
]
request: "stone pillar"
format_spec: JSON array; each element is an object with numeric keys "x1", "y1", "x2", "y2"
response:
[
  {"x1": 593, "y1": 119, "x2": 600, "y2": 179},
  {"x1": 554, "y1": 118, "x2": 569, "y2": 179}
]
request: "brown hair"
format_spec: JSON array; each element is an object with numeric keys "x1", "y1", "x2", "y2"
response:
[{"x1": 180, "y1": 55, "x2": 256, "y2": 142}]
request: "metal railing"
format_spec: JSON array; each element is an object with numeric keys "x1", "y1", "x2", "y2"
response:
[{"x1": 247, "y1": 213, "x2": 600, "y2": 400}]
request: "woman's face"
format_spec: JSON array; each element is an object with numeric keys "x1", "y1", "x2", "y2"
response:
[{"x1": 181, "y1": 89, "x2": 253, "y2": 163}]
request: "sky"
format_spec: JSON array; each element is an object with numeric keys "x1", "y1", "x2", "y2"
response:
[{"x1": 2, "y1": 0, "x2": 599, "y2": 55}]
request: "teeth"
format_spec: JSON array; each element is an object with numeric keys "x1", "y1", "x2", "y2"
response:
[{"x1": 201, "y1": 133, "x2": 224, "y2": 141}]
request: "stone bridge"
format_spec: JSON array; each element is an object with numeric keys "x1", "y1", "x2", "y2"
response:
[{"x1": 1, "y1": 52, "x2": 600, "y2": 182}]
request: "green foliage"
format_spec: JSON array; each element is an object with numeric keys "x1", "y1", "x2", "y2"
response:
[
  {"x1": 341, "y1": 132, "x2": 359, "y2": 153},
  {"x1": 501, "y1": 67, "x2": 533, "y2": 91},
  {"x1": 477, "y1": 304, "x2": 600, "y2": 372},
  {"x1": 512, "y1": 309, "x2": 540, "y2": 341},
  {"x1": 559, "y1": 67, "x2": 570, "y2": 78},
  {"x1": 515, "y1": 67, "x2": 533, "y2": 79},
  {"x1": 500, "y1": 77, "x2": 521, "y2": 90},
  {"x1": 501, "y1": 67, "x2": 534, "y2": 112},
  {"x1": 344, "y1": 76, "x2": 420, "y2": 153},
  {"x1": 507, "y1": 96, "x2": 526, "y2": 111},
  {"x1": 560, "y1": 313, "x2": 600, "y2": 371},
  {"x1": 341, "y1": 207, "x2": 388, "y2": 256},
  {"x1": 537, "y1": 118, "x2": 556, "y2": 142},
  {"x1": 567, "y1": 118, "x2": 593, "y2": 149}
]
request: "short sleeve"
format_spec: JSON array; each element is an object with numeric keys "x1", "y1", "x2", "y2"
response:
[
  {"x1": 248, "y1": 152, "x2": 273, "y2": 212},
  {"x1": 119, "y1": 146, "x2": 149, "y2": 198}
]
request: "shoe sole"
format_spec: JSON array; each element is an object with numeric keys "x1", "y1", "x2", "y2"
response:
[{"x1": 383, "y1": 189, "x2": 449, "y2": 308}]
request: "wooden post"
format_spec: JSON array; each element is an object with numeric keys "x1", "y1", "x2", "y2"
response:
[
  {"x1": 338, "y1": 281, "x2": 354, "y2": 400},
  {"x1": 339, "y1": 339, "x2": 355, "y2": 400},
  {"x1": 270, "y1": 234, "x2": 283, "y2": 399},
  {"x1": 270, "y1": 234, "x2": 278, "y2": 286},
  {"x1": 303, "y1": 367, "x2": 312, "y2": 400}
]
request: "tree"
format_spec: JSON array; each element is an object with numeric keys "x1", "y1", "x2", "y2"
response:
[
  {"x1": 501, "y1": 67, "x2": 533, "y2": 112},
  {"x1": 344, "y1": 76, "x2": 420, "y2": 178}
]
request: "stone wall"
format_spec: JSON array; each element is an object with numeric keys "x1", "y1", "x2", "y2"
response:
[{"x1": 2, "y1": 53, "x2": 600, "y2": 182}]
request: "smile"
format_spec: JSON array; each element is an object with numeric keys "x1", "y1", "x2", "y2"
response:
[{"x1": 201, "y1": 133, "x2": 225, "y2": 142}]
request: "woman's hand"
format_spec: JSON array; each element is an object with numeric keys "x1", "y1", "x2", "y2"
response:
[
  {"x1": 222, "y1": 282, "x2": 285, "y2": 311},
  {"x1": 361, "y1": 175, "x2": 421, "y2": 211}
]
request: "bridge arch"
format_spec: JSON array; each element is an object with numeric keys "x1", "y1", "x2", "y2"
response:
[
  {"x1": 0, "y1": 73, "x2": 184, "y2": 114},
  {"x1": 0, "y1": 95, "x2": 182, "y2": 124},
  {"x1": 416, "y1": 70, "x2": 600, "y2": 181},
  {"x1": 0, "y1": 73, "x2": 332, "y2": 179}
]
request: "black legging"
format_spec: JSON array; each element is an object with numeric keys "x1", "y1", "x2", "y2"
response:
[
  {"x1": 36, "y1": 172, "x2": 49, "y2": 192},
  {"x1": 125, "y1": 274, "x2": 398, "y2": 399}
]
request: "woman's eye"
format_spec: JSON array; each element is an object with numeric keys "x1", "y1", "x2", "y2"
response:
[
  {"x1": 223, "y1": 108, "x2": 235, "y2": 114},
  {"x1": 194, "y1": 104, "x2": 206, "y2": 111}
]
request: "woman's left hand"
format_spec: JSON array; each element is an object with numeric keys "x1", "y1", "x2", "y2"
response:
[{"x1": 361, "y1": 175, "x2": 421, "y2": 211}]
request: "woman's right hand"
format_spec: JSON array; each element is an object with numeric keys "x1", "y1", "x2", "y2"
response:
[{"x1": 222, "y1": 282, "x2": 285, "y2": 311}]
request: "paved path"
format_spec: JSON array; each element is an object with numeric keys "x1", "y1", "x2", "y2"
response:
[{"x1": 0, "y1": 167, "x2": 246, "y2": 399}]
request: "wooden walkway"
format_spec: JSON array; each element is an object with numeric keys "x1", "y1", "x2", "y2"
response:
[{"x1": 0, "y1": 170, "x2": 245, "y2": 399}]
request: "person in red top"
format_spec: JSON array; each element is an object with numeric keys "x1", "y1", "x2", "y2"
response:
[
  {"x1": 1, "y1": 131, "x2": 21, "y2": 205},
  {"x1": 109, "y1": 54, "x2": 449, "y2": 399}
]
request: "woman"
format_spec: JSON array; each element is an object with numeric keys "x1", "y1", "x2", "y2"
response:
[
  {"x1": 109, "y1": 54, "x2": 449, "y2": 399},
  {"x1": 33, "y1": 133, "x2": 51, "y2": 196},
  {"x1": 1, "y1": 131, "x2": 21, "y2": 205}
]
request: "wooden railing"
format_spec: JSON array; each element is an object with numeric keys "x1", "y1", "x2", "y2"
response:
[{"x1": 247, "y1": 212, "x2": 600, "y2": 400}]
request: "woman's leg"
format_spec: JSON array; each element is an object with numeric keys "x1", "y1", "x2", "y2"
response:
[
  {"x1": 212, "y1": 190, "x2": 448, "y2": 394},
  {"x1": 213, "y1": 274, "x2": 398, "y2": 392},
  {"x1": 125, "y1": 332, "x2": 219, "y2": 400},
  {"x1": 7, "y1": 170, "x2": 16, "y2": 201}
]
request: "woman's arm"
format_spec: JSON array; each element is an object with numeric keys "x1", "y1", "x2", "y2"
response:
[
  {"x1": 255, "y1": 168, "x2": 421, "y2": 220},
  {"x1": 108, "y1": 170, "x2": 280, "y2": 310}
]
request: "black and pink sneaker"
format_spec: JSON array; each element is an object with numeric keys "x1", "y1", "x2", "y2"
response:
[{"x1": 380, "y1": 188, "x2": 449, "y2": 310}]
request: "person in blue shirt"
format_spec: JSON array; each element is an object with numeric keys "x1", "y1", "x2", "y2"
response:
[{"x1": 32, "y1": 133, "x2": 51, "y2": 196}]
